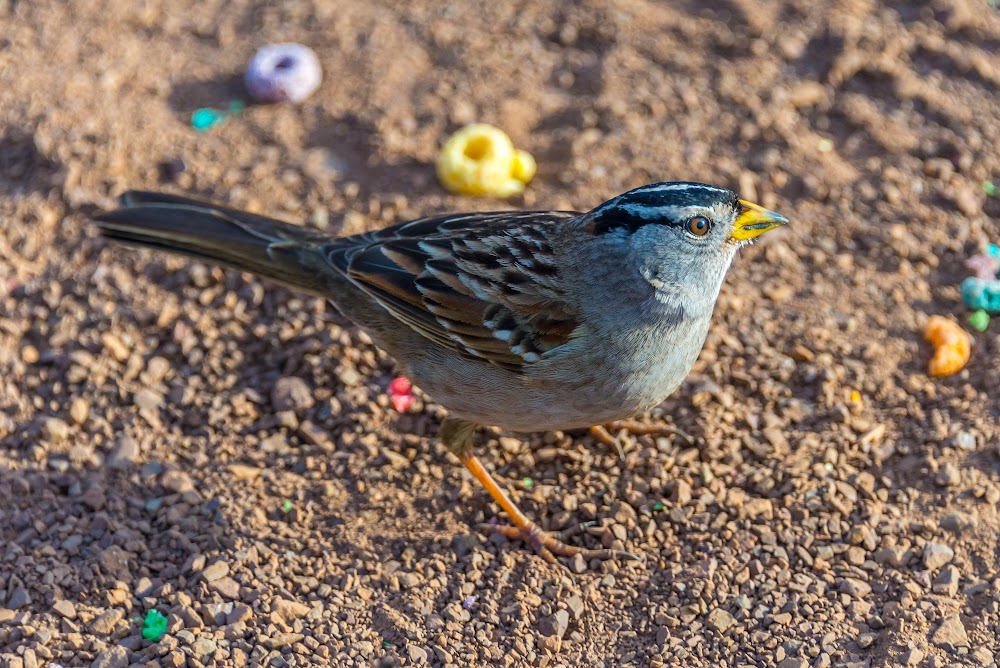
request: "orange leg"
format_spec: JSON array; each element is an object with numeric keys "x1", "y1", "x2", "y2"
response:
[{"x1": 441, "y1": 417, "x2": 638, "y2": 565}]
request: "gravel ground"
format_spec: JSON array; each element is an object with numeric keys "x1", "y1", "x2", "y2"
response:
[{"x1": 2, "y1": 1, "x2": 1000, "y2": 667}]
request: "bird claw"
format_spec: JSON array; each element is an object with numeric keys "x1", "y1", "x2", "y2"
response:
[
  {"x1": 478, "y1": 521, "x2": 641, "y2": 566},
  {"x1": 590, "y1": 420, "x2": 695, "y2": 458}
]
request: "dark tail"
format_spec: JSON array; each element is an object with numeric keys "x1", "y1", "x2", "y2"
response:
[{"x1": 94, "y1": 191, "x2": 337, "y2": 295}]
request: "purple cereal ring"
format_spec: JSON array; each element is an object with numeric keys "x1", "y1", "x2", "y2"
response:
[{"x1": 244, "y1": 43, "x2": 322, "y2": 104}]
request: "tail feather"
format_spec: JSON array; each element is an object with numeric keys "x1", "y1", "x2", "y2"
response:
[{"x1": 94, "y1": 191, "x2": 336, "y2": 295}]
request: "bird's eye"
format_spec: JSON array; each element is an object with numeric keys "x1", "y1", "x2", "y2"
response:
[{"x1": 687, "y1": 215, "x2": 711, "y2": 237}]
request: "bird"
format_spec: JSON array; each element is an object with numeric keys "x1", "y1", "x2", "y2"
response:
[{"x1": 93, "y1": 182, "x2": 788, "y2": 563}]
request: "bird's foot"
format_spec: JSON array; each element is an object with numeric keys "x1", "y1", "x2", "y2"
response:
[
  {"x1": 448, "y1": 425, "x2": 640, "y2": 568},
  {"x1": 590, "y1": 420, "x2": 694, "y2": 458},
  {"x1": 480, "y1": 519, "x2": 640, "y2": 565}
]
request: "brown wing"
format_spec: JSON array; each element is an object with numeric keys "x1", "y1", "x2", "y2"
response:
[{"x1": 324, "y1": 211, "x2": 585, "y2": 373}]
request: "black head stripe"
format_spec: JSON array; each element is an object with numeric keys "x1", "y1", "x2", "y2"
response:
[
  {"x1": 587, "y1": 182, "x2": 739, "y2": 236},
  {"x1": 588, "y1": 203, "x2": 669, "y2": 235}
]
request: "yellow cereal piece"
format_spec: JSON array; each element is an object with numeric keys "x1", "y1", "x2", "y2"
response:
[
  {"x1": 924, "y1": 315, "x2": 971, "y2": 377},
  {"x1": 436, "y1": 124, "x2": 536, "y2": 197}
]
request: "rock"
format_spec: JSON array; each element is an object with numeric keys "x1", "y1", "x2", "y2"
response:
[
  {"x1": 566, "y1": 595, "x2": 585, "y2": 621},
  {"x1": 936, "y1": 463, "x2": 961, "y2": 487},
  {"x1": 953, "y1": 184, "x2": 983, "y2": 217},
  {"x1": 857, "y1": 632, "x2": 877, "y2": 648},
  {"x1": 903, "y1": 647, "x2": 925, "y2": 665},
  {"x1": 569, "y1": 552, "x2": 587, "y2": 574},
  {"x1": 297, "y1": 420, "x2": 332, "y2": 448},
  {"x1": 191, "y1": 637, "x2": 217, "y2": 658},
  {"x1": 173, "y1": 604, "x2": 202, "y2": 629},
  {"x1": 208, "y1": 577, "x2": 240, "y2": 599},
  {"x1": 0, "y1": 412, "x2": 13, "y2": 439},
  {"x1": 90, "y1": 646, "x2": 128, "y2": 668},
  {"x1": 43, "y1": 417, "x2": 70, "y2": 443},
  {"x1": 271, "y1": 376, "x2": 314, "y2": 412},
  {"x1": 706, "y1": 608, "x2": 737, "y2": 633},
  {"x1": 673, "y1": 480, "x2": 692, "y2": 505},
  {"x1": 777, "y1": 659, "x2": 809, "y2": 668},
  {"x1": 263, "y1": 632, "x2": 304, "y2": 649},
  {"x1": 940, "y1": 511, "x2": 977, "y2": 534},
  {"x1": 107, "y1": 436, "x2": 140, "y2": 468},
  {"x1": 260, "y1": 433, "x2": 290, "y2": 453},
  {"x1": 144, "y1": 356, "x2": 171, "y2": 383},
  {"x1": 839, "y1": 578, "x2": 872, "y2": 598},
  {"x1": 200, "y1": 560, "x2": 230, "y2": 582},
  {"x1": 538, "y1": 610, "x2": 570, "y2": 639},
  {"x1": 227, "y1": 604, "x2": 253, "y2": 625},
  {"x1": 272, "y1": 598, "x2": 310, "y2": 622},
  {"x1": 397, "y1": 572, "x2": 422, "y2": 589},
  {"x1": 951, "y1": 432, "x2": 977, "y2": 451},
  {"x1": 161, "y1": 470, "x2": 194, "y2": 494},
  {"x1": 743, "y1": 497, "x2": 774, "y2": 519},
  {"x1": 101, "y1": 333, "x2": 131, "y2": 362},
  {"x1": 70, "y1": 397, "x2": 90, "y2": 425},
  {"x1": 931, "y1": 615, "x2": 969, "y2": 649},
  {"x1": 133, "y1": 389, "x2": 164, "y2": 425},
  {"x1": 969, "y1": 647, "x2": 994, "y2": 665},
  {"x1": 6, "y1": 587, "x2": 30, "y2": 610},
  {"x1": 91, "y1": 609, "x2": 125, "y2": 635},
  {"x1": 923, "y1": 542, "x2": 954, "y2": 570},
  {"x1": 52, "y1": 599, "x2": 77, "y2": 619},
  {"x1": 162, "y1": 650, "x2": 185, "y2": 668},
  {"x1": 228, "y1": 464, "x2": 261, "y2": 481},
  {"x1": 451, "y1": 534, "x2": 480, "y2": 558},
  {"x1": 134, "y1": 577, "x2": 154, "y2": 597},
  {"x1": 932, "y1": 565, "x2": 960, "y2": 596},
  {"x1": 407, "y1": 645, "x2": 429, "y2": 664}
]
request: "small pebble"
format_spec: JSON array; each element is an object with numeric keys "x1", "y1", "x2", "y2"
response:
[
  {"x1": 43, "y1": 417, "x2": 70, "y2": 444},
  {"x1": 952, "y1": 432, "x2": 977, "y2": 451},
  {"x1": 936, "y1": 462, "x2": 961, "y2": 487},
  {"x1": 107, "y1": 435, "x2": 140, "y2": 468},
  {"x1": 931, "y1": 615, "x2": 969, "y2": 649},
  {"x1": 271, "y1": 376, "x2": 315, "y2": 412},
  {"x1": 201, "y1": 560, "x2": 230, "y2": 583},
  {"x1": 923, "y1": 541, "x2": 955, "y2": 570},
  {"x1": 69, "y1": 398, "x2": 89, "y2": 426},
  {"x1": 941, "y1": 511, "x2": 977, "y2": 533},
  {"x1": 932, "y1": 565, "x2": 960, "y2": 596},
  {"x1": 706, "y1": 608, "x2": 737, "y2": 633}
]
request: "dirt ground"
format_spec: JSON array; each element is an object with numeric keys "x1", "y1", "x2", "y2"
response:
[{"x1": 2, "y1": 0, "x2": 1000, "y2": 666}]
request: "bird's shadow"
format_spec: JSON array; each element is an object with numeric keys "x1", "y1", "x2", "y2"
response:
[
  {"x1": 0, "y1": 128, "x2": 63, "y2": 199},
  {"x1": 167, "y1": 73, "x2": 248, "y2": 115},
  {"x1": 305, "y1": 112, "x2": 432, "y2": 202}
]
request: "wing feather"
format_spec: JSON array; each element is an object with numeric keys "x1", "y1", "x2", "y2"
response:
[{"x1": 323, "y1": 210, "x2": 584, "y2": 373}]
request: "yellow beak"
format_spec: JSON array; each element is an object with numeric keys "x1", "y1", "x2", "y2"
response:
[{"x1": 730, "y1": 199, "x2": 789, "y2": 242}]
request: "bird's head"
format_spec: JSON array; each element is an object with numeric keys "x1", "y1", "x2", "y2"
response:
[{"x1": 580, "y1": 181, "x2": 789, "y2": 313}]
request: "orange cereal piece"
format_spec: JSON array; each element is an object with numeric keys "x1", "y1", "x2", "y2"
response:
[{"x1": 924, "y1": 315, "x2": 971, "y2": 377}]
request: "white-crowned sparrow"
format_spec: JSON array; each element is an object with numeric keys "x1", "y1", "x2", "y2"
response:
[{"x1": 94, "y1": 182, "x2": 788, "y2": 563}]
